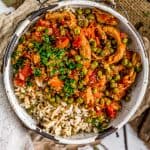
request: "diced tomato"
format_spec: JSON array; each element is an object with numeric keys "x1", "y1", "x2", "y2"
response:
[
  {"x1": 69, "y1": 70, "x2": 78, "y2": 80},
  {"x1": 106, "y1": 105, "x2": 116, "y2": 119},
  {"x1": 37, "y1": 19, "x2": 50, "y2": 27},
  {"x1": 72, "y1": 36, "x2": 81, "y2": 48},
  {"x1": 46, "y1": 28, "x2": 53, "y2": 35},
  {"x1": 56, "y1": 36, "x2": 69, "y2": 48},
  {"x1": 89, "y1": 71, "x2": 97, "y2": 86},
  {"x1": 14, "y1": 78, "x2": 25, "y2": 87},
  {"x1": 95, "y1": 37, "x2": 100, "y2": 46},
  {"x1": 34, "y1": 31, "x2": 41, "y2": 37},
  {"x1": 70, "y1": 49, "x2": 77, "y2": 56},
  {"x1": 48, "y1": 76, "x2": 64, "y2": 91},
  {"x1": 18, "y1": 63, "x2": 32, "y2": 81},
  {"x1": 52, "y1": 26, "x2": 60, "y2": 37},
  {"x1": 100, "y1": 14, "x2": 108, "y2": 20},
  {"x1": 94, "y1": 105, "x2": 102, "y2": 115},
  {"x1": 93, "y1": 92, "x2": 102, "y2": 99},
  {"x1": 61, "y1": 19, "x2": 65, "y2": 25},
  {"x1": 32, "y1": 31, "x2": 42, "y2": 42},
  {"x1": 120, "y1": 32, "x2": 127, "y2": 39}
]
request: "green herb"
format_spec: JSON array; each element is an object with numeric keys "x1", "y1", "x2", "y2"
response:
[
  {"x1": 19, "y1": 36, "x2": 25, "y2": 43},
  {"x1": 11, "y1": 50, "x2": 20, "y2": 58},
  {"x1": 42, "y1": 34, "x2": 55, "y2": 44},
  {"x1": 66, "y1": 60, "x2": 76, "y2": 70},
  {"x1": 63, "y1": 78, "x2": 76, "y2": 96},
  {"x1": 26, "y1": 78, "x2": 32, "y2": 86},
  {"x1": 34, "y1": 68, "x2": 41, "y2": 77},
  {"x1": 13, "y1": 57, "x2": 24, "y2": 72}
]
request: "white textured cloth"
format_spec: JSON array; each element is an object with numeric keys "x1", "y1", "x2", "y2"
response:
[
  {"x1": 0, "y1": 74, "x2": 33, "y2": 150},
  {"x1": 0, "y1": 1, "x2": 39, "y2": 150}
]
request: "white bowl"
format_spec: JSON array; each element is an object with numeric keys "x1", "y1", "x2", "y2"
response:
[{"x1": 3, "y1": 0, "x2": 149, "y2": 144}]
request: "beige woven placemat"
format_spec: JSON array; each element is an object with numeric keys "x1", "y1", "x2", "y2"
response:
[
  {"x1": 0, "y1": 0, "x2": 150, "y2": 149},
  {"x1": 117, "y1": 0, "x2": 150, "y2": 39}
]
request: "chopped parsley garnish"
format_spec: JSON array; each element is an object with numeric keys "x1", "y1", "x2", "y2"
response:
[
  {"x1": 13, "y1": 57, "x2": 24, "y2": 72},
  {"x1": 34, "y1": 68, "x2": 41, "y2": 77},
  {"x1": 63, "y1": 78, "x2": 76, "y2": 96}
]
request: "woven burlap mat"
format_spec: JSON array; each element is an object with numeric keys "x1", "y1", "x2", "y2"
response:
[{"x1": 0, "y1": 0, "x2": 150, "y2": 149}]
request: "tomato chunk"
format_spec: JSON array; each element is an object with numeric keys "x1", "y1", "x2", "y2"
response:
[
  {"x1": 14, "y1": 78, "x2": 25, "y2": 87},
  {"x1": 37, "y1": 19, "x2": 50, "y2": 27},
  {"x1": 56, "y1": 36, "x2": 69, "y2": 48},
  {"x1": 106, "y1": 105, "x2": 116, "y2": 119},
  {"x1": 72, "y1": 36, "x2": 81, "y2": 48}
]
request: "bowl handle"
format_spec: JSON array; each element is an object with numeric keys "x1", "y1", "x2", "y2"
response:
[{"x1": 28, "y1": 3, "x2": 58, "y2": 21}]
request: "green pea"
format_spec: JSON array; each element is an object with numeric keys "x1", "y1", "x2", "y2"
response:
[
  {"x1": 74, "y1": 27, "x2": 81, "y2": 35},
  {"x1": 124, "y1": 96, "x2": 130, "y2": 102},
  {"x1": 112, "y1": 40, "x2": 116, "y2": 45},
  {"x1": 96, "y1": 99, "x2": 99, "y2": 103},
  {"x1": 110, "y1": 79, "x2": 115, "y2": 83},
  {"x1": 113, "y1": 88, "x2": 119, "y2": 93},
  {"x1": 86, "y1": 118, "x2": 92, "y2": 123},
  {"x1": 93, "y1": 88, "x2": 98, "y2": 94},
  {"x1": 60, "y1": 29, "x2": 66, "y2": 36},
  {"x1": 105, "y1": 66, "x2": 111, "y2": 74},
  {"x1": 107, "y1": 75, "x2": 112, "y2": 81},
  {"x1": 78, "y1": 81, "x2": 84, "y2": 89},
  {"x1": 37, "y1": 26, "x2": 44, "y2": 32},
  {"x1": 106, "y1": 41, "x2": 111, "y2": 48},
  {"x1": 91, "y1": 61, "x2": 98, "y2": 69},
  {"x1": 87, "y1": 14, "x2": 95, "y2": 20},
  {"x1": 76, "y1": 8, "x2": 83, "y2": 15},
  {"x1": 122, "y1": 58, "x2": 129, "y2": 66},
  {"x1": 28, "y1": 43, "x2": 34, "y2": 48},
  {"x1": 49, "y1": 97, "x2": 55, "y2": 103},
  {"x1": 85, "y1": 104, "x2": 89, "y2": 109},
  {"x1": 76, "y1": 63, "x2": 83, "y2": 69},
  {"x1": 127, "y1": 62, "x2": 132, "y2": 68},
  {"x1": 92, "y1": 47, "x2": 98, "y2": 52},
  {"x1": 53, "y1": 103, "x2": 58, "y2": 107},
  {"x1": 111, "y1": 65, "x2": 115, "y2": 70},
  {"x1": 46, "y1": 95, "x2": 51, "y2": 100},
  {"x1": 85, "y1": 8, "x2": 91, "y2": 14},
  {"x1": 105, "y1": 90, "x2": 109, "y2": 96},
  {"x1": 114, "y1": 74, "x2": 120, "y2": 81},
  {"x1": 77, "y1": 98, "x2": 84, "y2": 104},
  {"x1": 75, "y1": 55, "x2": 81, "y2": 61},
  {"x1": 135, "y1": 65, "x2": 142, "y2": 72},
  {"x1": 97, "y1": 48, "x2": 102, "y2": 54},
  {"x1": 106, "y1": 99, "x2": 111, "y2": 106},
  {"x1": 84, "y1": 19, "x2": 89, "y2": 27},
  {"x1": 98, "y1": 116, "x2": 104, "y2": 123},
  {"x1": 82, "y1": 67, "x2": 88, "y2": 75},
  {"x1": 110, "y1": 82, "x2": 117, "y2": 88},
  {"x1": 109, "y1": 48, "x2": 114, "y2": 54},
  {"x1": 71, "y1": 81, "x2": 77, "y2": 88},
  {"x1": 67, "y1": 98, "x2": 74, "y2": 104},
  {"x1": 55, "y1": 99, "x2": 61, "y2": 104},
  {"x1": 78, "y1": 20, "x2": 84, "y2": 27},
  {"x1": 123, "y1": 38, "x2": 128, "y2": 44},
  {"x1": 64, "y1": 97, "x2": 68, "y2": 102},
  {"x1": 59, "y1": 75, "x2": 66, "y2": 80},
  {"x1": 100, "y1": 50, "x2": 106, "y2": 57},
  {"x1": 98, "y1": 70, "x2": 103, "y2": 78},
  {"x1": 90, "y1": 39, "x2": 97, "y2": 47},
  {"x1": 100, "y1": 98, "x2": 105, "y2": 105}
]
